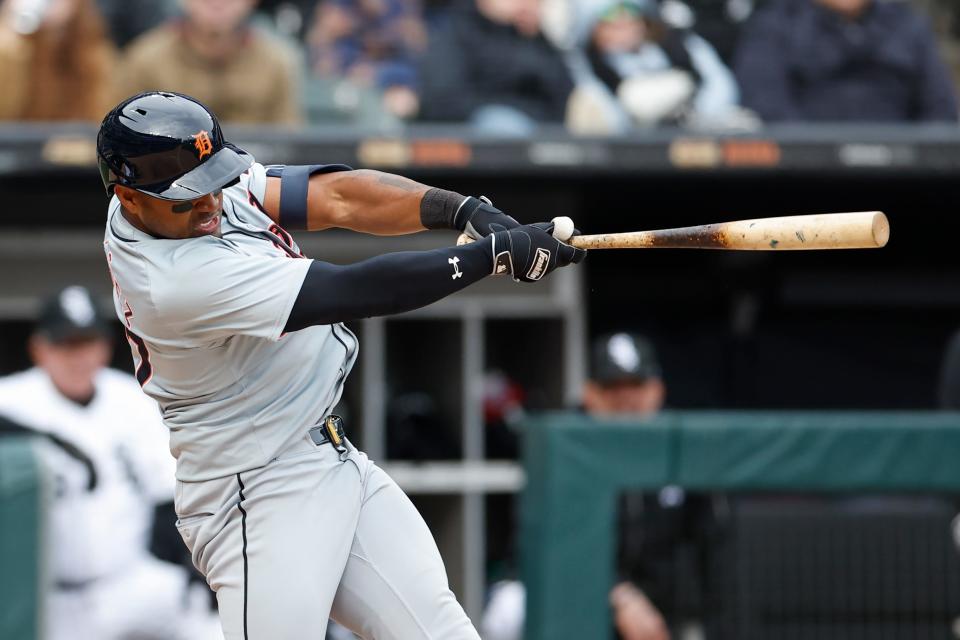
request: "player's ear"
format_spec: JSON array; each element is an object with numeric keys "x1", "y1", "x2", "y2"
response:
[
  {"x1": 114, "y1": 186, "x2": 141, "y2": 213},
  {"x1": 27, "y1": 334, "x2": 46, "y2": 367}
]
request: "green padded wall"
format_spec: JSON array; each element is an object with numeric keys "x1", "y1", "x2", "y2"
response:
[
  {"x1": 0, "y1": 436, "x2": 44, "y2": 640},
  {"x1": 520, "y1": 411, "x2": 960, "y2": 640}
]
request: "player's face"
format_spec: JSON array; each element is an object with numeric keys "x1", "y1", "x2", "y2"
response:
[
  {"x1": 583, "y1": 378, "x2": 665, "y2": 417},
  {"x1": 116, "y1": 187, "x2": 224, "y2": 239},
  {"x1": 30, "y1": 335, "x2": 112, "y2": 403}
]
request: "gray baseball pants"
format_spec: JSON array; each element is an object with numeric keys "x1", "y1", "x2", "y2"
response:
[{"x1": 175, "y1": 435, "x2": 480, "y2": 640}]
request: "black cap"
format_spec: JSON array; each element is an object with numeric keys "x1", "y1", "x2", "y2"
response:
[
  {"x1": 35, "y1": 286, "x2": 111, "y2": 344},
  {"x1": 97, "y1": 91, "x2": 253, "y2": 200},
  {"x1": 590, "y1": 332, "x2": 661, "y2": 383}
]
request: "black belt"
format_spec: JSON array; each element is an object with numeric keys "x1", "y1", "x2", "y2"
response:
[{"x1": 309, "y1": 415, "x2": 347, "y2": 453}]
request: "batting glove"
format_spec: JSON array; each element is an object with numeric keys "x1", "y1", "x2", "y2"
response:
[
  {"x1": 455, "y1": 196, "x2": 521, "y2": 241},
  {"x1": 491, "y1": 222, "x2": 587, "y2": 283}
]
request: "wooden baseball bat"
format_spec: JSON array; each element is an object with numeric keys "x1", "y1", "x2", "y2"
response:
[{"x1": 457, "y1": 211, "x2": 889, "y2": 250}]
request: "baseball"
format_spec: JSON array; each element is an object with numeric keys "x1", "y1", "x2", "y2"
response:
[{"x1": 551, "y1": 216, "x2": 575, "y2": 242}]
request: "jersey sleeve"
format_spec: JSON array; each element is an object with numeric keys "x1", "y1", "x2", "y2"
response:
[{"x1": 150, "y1": 242, "x2": 312, "y2": 344}]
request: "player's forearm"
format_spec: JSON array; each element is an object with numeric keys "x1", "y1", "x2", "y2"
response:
[
  {"x1": 307, "y1": 169, "x2": 442, "y2": 235},
  {"x1": 284, "y1": 238, "x2": 493, "y2": 331}
]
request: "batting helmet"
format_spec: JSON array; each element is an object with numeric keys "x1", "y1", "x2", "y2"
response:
[{"x1": 96, "y1": 91, "x2": 253, "y2": 200}]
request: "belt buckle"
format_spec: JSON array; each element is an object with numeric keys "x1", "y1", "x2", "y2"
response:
[{"x1": 323, "y1": 414, "x2": 347, "y2": 454}]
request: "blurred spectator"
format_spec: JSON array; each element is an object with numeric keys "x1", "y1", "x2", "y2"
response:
[
  {"x1": 257, "y1": 0, "x2": 315, "y2": 40},
  {"x1": 660, "y1": 0, "x2": 755, "y2": 64},
  {"x1": 566, "y1": 0, "x2": 743, "y2": 132},
  {"x1": 482, "y1": 332, "x2": 724, "y2": 640},
  {"x1": 119, "y1": 0, "x2": 303, "y2": 125},
  {"x1": 734, "y1": 0, "x2": 959, "y2": 123},
  {"x1": 914, "y1": 0, "x2": 960, "y2": 102},
  {"x1": 0, "y1": 286, "x2": 219, "y2": 640},
  {"x1": 419, "y1": 0, "x2": 575, "y2": 135},
  {"x1": 96, "y1": 0, "x2": 175, "y2": 47},
  {"x1": 0, "y1": 0, "x2": 115, "y2": 121},
  {"x1": 306, "y1": 0, "x2": 426, "y2": 122}
]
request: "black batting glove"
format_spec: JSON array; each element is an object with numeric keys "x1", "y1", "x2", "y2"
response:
[
  {"x1": 455, "y1": 196, "x2": 521, "y2": 240},
  {"x1": 490, "y1": 222, "x2": 587, "y2": 283}
]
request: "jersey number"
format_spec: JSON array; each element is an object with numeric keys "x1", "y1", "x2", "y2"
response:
[
  {"x1": 125, "y1": 328, "x2": 153, "y2": 387},
  {"x1": 107, "y1": 245, "x2": 154, "y2": 388}
]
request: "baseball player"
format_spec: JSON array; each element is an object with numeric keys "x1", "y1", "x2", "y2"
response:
[
  {"x1": 97, "y1": 91, "x2": 585, "y2": 640},
  {"x1": 0, "y1": 285, "x2": 221, "y2": 640}
]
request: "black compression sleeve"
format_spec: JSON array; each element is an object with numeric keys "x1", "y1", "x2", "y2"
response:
[{"x1": 284, "y1": 237, "x2": 493, "y2": 331}]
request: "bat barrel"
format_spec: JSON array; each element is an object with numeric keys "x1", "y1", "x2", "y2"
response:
[
  {"x1": 570, "y1": 211, "x2": 890, "y2": 251},
  {"x1": 717, "y1": 211, "x2": 889, "y2": 250}
]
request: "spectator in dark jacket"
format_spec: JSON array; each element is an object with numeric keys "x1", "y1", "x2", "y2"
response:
[
  {"x1": 734, "y1": 0, "x2": 959, "y2": 122},
  {"x1": 419, "y1": 0, "x2": 575, "y2": 134}
]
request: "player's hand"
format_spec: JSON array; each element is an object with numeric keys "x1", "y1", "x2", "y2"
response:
[
  {"x1": 490, "y1": 222, "x2": 586, "y2": 283},
  {"x1": 455, "y1": 196, "x2": 521, "y2": 241},
  {"x1": 610, "y1": 582, "x2": 670, "y2": 640}
]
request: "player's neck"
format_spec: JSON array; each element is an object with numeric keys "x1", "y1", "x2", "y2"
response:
[
  {"x1": 49, "y1": 380, "x2": 96, "y2": 407},
  {"x1": 120, "y1": 207, "x2": 158, "y2": 238},
  {"x1": 63, "y1": 389, "x2": 96, "y2": 408}
]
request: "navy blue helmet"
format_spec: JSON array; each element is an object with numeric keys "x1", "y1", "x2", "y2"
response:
[{"x1": 96, "y1": 91, "x2": 253, "y2": 200}]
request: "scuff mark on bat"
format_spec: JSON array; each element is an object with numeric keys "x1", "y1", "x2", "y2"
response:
[
  {"x1": 770, "y1": 239, "x2": 779, "y2": 248},
  {"x1": 796, "y1": 230, "x2": 806, "y2": 243}
]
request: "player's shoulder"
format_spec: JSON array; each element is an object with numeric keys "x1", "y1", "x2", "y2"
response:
[
  {"x1": 227, "y1": 162, "x2": 269, "y2": 210},
  {"x1": 0, "y1": 368, "x2": 47, "y2": 393},
  {"x1": 0, "y1": 369, "x2": 54, "y2": 418}
]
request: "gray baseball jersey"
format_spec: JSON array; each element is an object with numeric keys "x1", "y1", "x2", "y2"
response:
[
  {"x1": 104, "y1": 162, "x2": 481, "y2": 639},
  {"x1": 103, "y1": 162, "x2": 358, "y2": 482}
]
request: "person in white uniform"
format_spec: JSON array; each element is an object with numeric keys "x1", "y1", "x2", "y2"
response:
[
  {"x1": 0, "y1": 285, "x2": 221, "y2": 640},
  {"x1": 96, "y1": 91, "x2": 585, "y2": 640}
]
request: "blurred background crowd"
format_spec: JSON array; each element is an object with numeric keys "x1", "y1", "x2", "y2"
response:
[{"x1": 1, "y1": 0, "x2": 959, "y2": 131}]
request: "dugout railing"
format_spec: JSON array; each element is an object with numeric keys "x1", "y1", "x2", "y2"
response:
[{"x1": 520, "y1": 412, "x2": 960, "y2": 640}]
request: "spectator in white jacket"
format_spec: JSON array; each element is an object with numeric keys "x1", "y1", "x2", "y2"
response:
[{"x1": 565, "y1": 0, "x2": 743, "y2": 132}]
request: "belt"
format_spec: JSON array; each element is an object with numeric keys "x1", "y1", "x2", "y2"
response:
[{"x1": 308, "y1": 415, "x2": 347, "y2": 453}]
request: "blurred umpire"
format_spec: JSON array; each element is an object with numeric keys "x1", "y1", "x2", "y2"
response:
[{"x1": 0, "y1": 285, "x2": 220, "y2": 640}]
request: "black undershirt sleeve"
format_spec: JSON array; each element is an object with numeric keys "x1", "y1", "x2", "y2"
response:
[{"x1": 284, "y1": 237, "x2": 493, "y2": 332}]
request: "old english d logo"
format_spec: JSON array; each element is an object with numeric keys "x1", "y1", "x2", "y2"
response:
[{"x1": 192, "y1": 130, "x2": 213, "y2": 160}]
